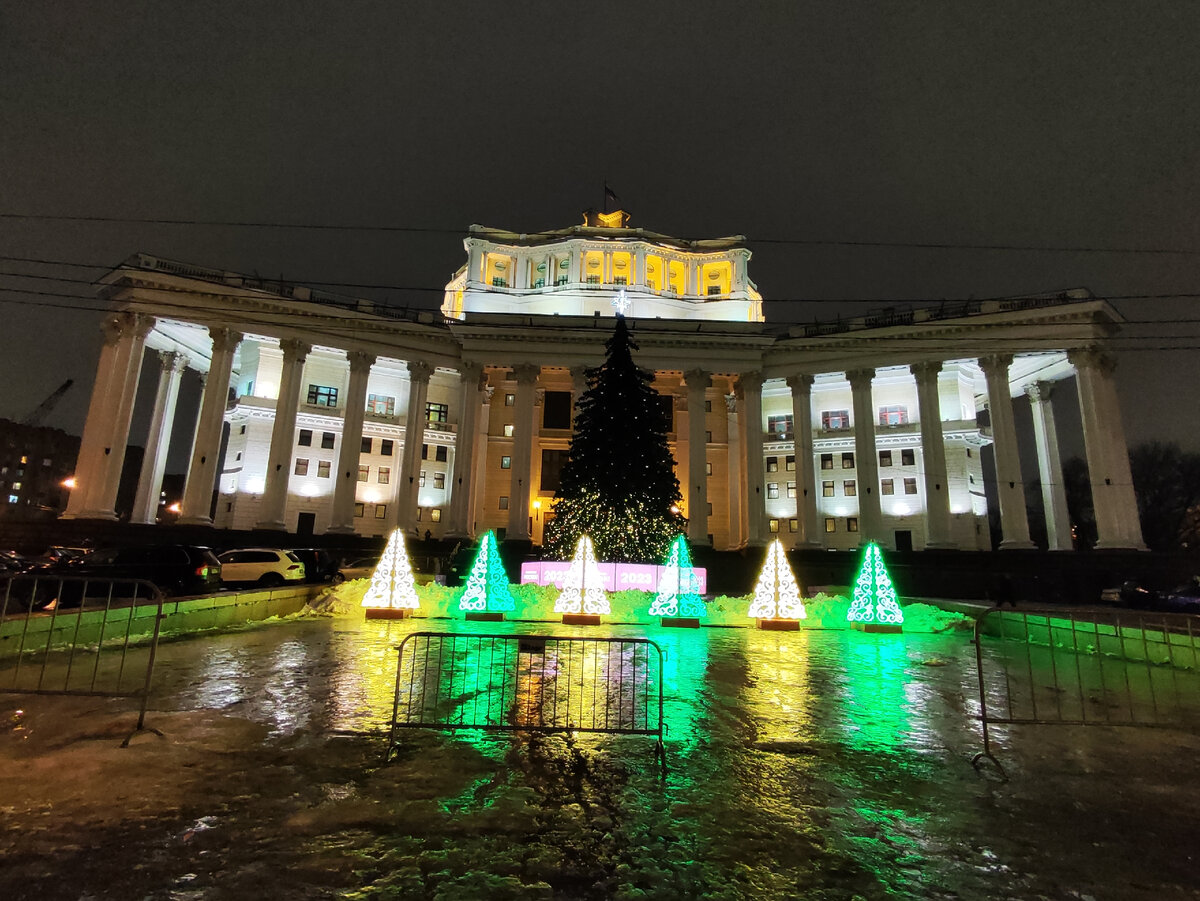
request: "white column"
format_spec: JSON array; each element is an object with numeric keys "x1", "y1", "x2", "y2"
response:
[
  {"x1": 506, "y1": 363, "x2": 539, "y2": 541},
  {"x1": 398, "y1": 360, "x2": 433, "y2": 532},
  {"x1": 326, "y1": 351, "x2": 376, "y2": 534},
  {"x1": 913, "y1": 361, "x2": 956, "y2": 549},
  {"x1": 979, "y1": 354, "x2": 1035, "y2": 549},
  {"x1": 255, "y1": 339, "x2": 311, "y2": 531},
  {"x1": 786, "y1": 373, "x2": 822, "y2": 547},
  {"x1": 684, "y1": 369, "x2": 711, "y2": 546},
  {"x1": 1025, "y1": 381, "x2": 1073, "y2": 551},
  {"x1": 446, "y1": 362, "x2": 486, "y2": 537},
  {"x1": 132, "y1": 351, "x2": 188, "y2": 524},
  {"x1": 470, "y1": 385, "x2": 495, "y2": 534},
  {"x1": 725, "y1": 391, "x2": 744, "y2": 548},
  {"x1": 466, "y1": 241, "x2": 483, "y2": 285},
  {"x1": 179, "y1": 328, "x2": 241, "y2": 525},
  {"x1": 63, "y1": 312, "x2": 152, "y2": 519},
  {"x1": 847, "y1": 368, "x2": 884, "y2": 543},
  {"x1": 739, "y1": 372, "x2": 769, "y2": 546},
  {"x1": 633, "y1": 247, "x2": 646, "y2": 287},
  {"x1": 1069, "y1": 350, "x2": 1147, "y2": 550}
]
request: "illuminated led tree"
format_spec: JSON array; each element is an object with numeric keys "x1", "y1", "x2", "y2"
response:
[
  {"x1": 649, "y1": 535, "x2": 706, "y2": 618},
  {"x1": 458, "y1": 531, "x2": 515, "y2": 614},
  {"x1": 747, "y1": 539, "x2": 807, "y2": 620},
  {"x1": 846, "y1": 541, "x2": 904, "y2": 628},
  {"x1": 554, "y1": 535, "x2": 610, "y2": 615},
  {"x1": 544, "y1": 315, "x2": 685, "y2": 562},
  {"x1": 361, "y1": 528, "x2": 420, "y2": 612}
]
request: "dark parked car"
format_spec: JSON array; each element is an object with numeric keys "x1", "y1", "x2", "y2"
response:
[
  {"x1": 50, "y1": 545, "x2": 222, "y2": 599},
  {"x1": 289, "y1": 548, "x2": 340, "y2": 584},
  {"x1": 1117, "y1": 576, "x2": 1200, "y2": 614}
]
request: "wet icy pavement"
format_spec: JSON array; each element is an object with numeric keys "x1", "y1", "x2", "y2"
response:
[{"x1": 2, "y1": 614, "x2": 1199, "y2": 900}]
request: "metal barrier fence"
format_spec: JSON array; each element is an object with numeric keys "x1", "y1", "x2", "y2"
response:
[
  {"x1": 0, "y1": 575, "x2": 165, "y2": 743},
  {"x1": 973, "y1": 606, "x2": 1200, "y2": 777},
  {"x1": 389, "y1": 632, "x2": 666, "y2": 760}
]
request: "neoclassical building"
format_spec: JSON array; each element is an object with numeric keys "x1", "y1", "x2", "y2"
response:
[{"x1": 61, "y1": 212, "x2": 1145, "y2": 553}]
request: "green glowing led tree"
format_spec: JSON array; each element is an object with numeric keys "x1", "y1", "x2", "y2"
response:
[
  {"x1": 458, "y1": 531, "x2": 515, "y2": 614},
  {"x1": 544, "y1": 315, "x2": 685, "y2": 563},
  {"x1": 648, "y1": 535, "x2": 706, "y2": 618},
  {"x1": 846, "y1": 541, "x2": 904, "y2": 627},
  {"x1": 361, "y1": 528, "x2": 420, "y2": 611}
]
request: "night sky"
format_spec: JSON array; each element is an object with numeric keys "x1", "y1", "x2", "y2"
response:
[{"x1": 3, "y1": 2, "x2": 1198, "y2": 454}]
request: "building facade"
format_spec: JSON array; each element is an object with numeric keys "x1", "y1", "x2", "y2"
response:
[{"x1": 61, "y1": 213, "x2": 1146, "y2": 552}]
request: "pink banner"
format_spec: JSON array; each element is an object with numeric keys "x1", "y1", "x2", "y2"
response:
[{"x1": 520, "y1": 561, "x2": 707, "y2": 593}]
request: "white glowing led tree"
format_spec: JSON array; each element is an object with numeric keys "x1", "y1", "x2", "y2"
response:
[
  {"x1": 554, "y1": 535, "x2": 611, "y2": 615},
  {"x1": 747, "y1": 539, "x2": 806, "y2": 620},
  {"x1": 648, "y1": 535, "x2": 706, "y2": 618},
  {"x1": 361, "y1": 528, "x2": 420, "y2": 611}
]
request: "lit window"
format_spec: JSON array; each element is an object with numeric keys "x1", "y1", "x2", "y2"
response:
[
  {"x1": 41, "y1": 458, "x2": 51, "y2": 467},
  {"x1": 7, "y1": 495, "x2": 17, "y2": 504},
  {"x1": 586, "y1": 275, "x2": 601, "y2": 285},
  {"x1": 822, "y1": 480, "x2": 834, "y2": 498},
  {"x1": 785, "y1": 455, "x2": 795, "y2": 471},
  {"x1": 825, "y1": 517, "x2": 836, "y2": 533},
  {"x1": 307, "y1": 385, "x2": 338, "y2": 407},
  {"x1": 378, "y1": 467, "x2": 391, "y2": 485},
  {"x1": 881, "y1": 479, "x2": 895, "y2": 495},
  {"x1": 878, "y1": 405, "x2": 909, "y2": 426},
  {"x1": 879, "y1": 450, "x2": 892, "y2": 467},
  {"x1": 19, "y1": 456, "x2": 27, "y2": 464},
  {"x1": 501, "y1": 456, "x2": 511, "y2": 470},
  {"x1": 842, "y1": 453, "x2": 855, "y2": 469},
  {"x1": 430, "y1": 509, "x2": 441, "y2": 523},
  {"x1": 317, "y1": 461, "x2": 331, "y2": 478},
  {"x1": 769, "y1": 519, "x2": 779, "y2": 533},
  {"x1": 419, "y1": 471, "x2": 426, "y2": 487},
  {"x1": 820, "y1": 454, "x2": 834, "y2": 470},
  {"x1": 504, "y1": 424, "x2": 515, "y2": 437},
  {"x1": 768, "y1": 415, "x2": 793, "y2": 436},
  {"x1": 844, "y1": 480, "x2": 856, "y2": 497},
  {"x1": 358, "y1": 465, "x2": 369, "y2": 482},
  {"x1": 902, "y1": 449, "x2": 915, "y2": 466},
  {"x1": 822, "y1": 410, "x2": 849, "y2": 429},
  {"x1": 434, "y1": 473, "x2": 445, "y2": 489},
  {"x1": 354, "y1": 503, "x2": 364, "y2": 517},
  {"x1": 904, "y1": 477, "x2": 918, "y2": 495},
  {"x1": 614, "y1": 276, "x2": 628, "y2": 286},
  {"x1": 321, "y1": 432, "x2": 335, "y2": 450},
  {"x1": 766, "y1": 456, "x2": 778, "y2": 473},
  {"x1": 415, "y1": 508, "x2": 422, "y2": 521},
  {"x1": 367, "y1": 394, "x2": 395, "y2": 416},
  {"x1": 789, "y1": 519, "x2": 798, "y2": 532},
  {"x1": 499, "y1": 496, "x2": 509, "y2": 510},
  {"x1": 375, "y1": 504, "x2": 387, "y2": 519},
  {"x1": 847, "y1": 517, "x2": 859, "y2": 532},
  {"x1": 504, "y1": 394, "x2": 515, "y2": 406},
  {"x1": 294, "y1": 459, "x2": 309, "y2": 476},
  {"x1": 706, "y1": 462, "x2": 713, "y2": 476},
  {"x1": 787, "y1": 482, "x2": 796, "y2": 498},
  {"x1": 11, "y1": 482, "x2": 21, "y2": 490},
  {"x1": 426, "y1": 402, "x2": 449, "y2": 423},
  {"x1": 767, "y1": 483, "x2": 779, "y2": 499},
  {"x1": 298, "y1": 430, "x2": 312, "y2": 447}
]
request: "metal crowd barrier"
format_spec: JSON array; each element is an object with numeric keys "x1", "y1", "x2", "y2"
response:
[
  {"x1": 973, "y1": 606, "x2": 1200, "y2": 778},
  {"x1": 388, "y1": 631, "x2": 666, "y2": 762},
  {"x1": 0, "y1": 575, "x2": 166, "y2": 744}
]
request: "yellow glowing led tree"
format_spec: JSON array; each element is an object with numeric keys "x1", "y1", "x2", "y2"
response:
[
  {"x1": 747, "y1": 539, "x2": 806, "y2": 620},
  {"x1": 361, "y1": 528, "x2": 420, "y2": 612},
  {"x1": 554, "y1": 535, "x2": 610, "y2": 616}
]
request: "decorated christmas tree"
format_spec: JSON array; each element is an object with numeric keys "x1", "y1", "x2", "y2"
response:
[
  {"x1": 544, "y1": 315, "x2": 685, "y2": 563},
  {"x1": 458, "y1": 531, "x2": 515, "y2": 614},
  {"x1": 361, "y1": 528, "x2": 420, "y2": 612},
  {"x1": 747, "y1": 539, "x2": 807, "y2": 620},
  {"x1": 554, "y1": 535, "x2": 611, "y2": 615},
  {"x1": 846, "y1": 541, "x2": 904, "y2": 629},
  {"x1": 649, "y1": 535, "x2": 706, "y2": 619}
]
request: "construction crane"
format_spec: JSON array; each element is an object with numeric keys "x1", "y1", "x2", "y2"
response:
[{"x1": 21, "y1": 379, "x2": 74, "y2": 427}]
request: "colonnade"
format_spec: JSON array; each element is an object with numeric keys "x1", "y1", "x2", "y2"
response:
[{"x1": 63, "y1": 313, "x2": 1146, "y2": 553}]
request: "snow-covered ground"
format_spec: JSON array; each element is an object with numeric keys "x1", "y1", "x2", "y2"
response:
[{"x1": 1, "y1": 604, "x2": 1197, "y2": 900}]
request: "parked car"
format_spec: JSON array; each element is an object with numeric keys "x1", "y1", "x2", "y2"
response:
[
  {"x1": 336, "y1": 557, "x2": 379, "y2": 582},
  {"x1": 44, "y1": 545, "x2": 221, "y2": 600},
  {"x1": 218, "y1": 548, "x2": 306, "y2": 587},
  {"x1": 1116, "y1": 577, "x2": 1200, "y2": 614},
  {"x1": 288, "y1": 548, "x2": 339, "y2": 584},
  {"x1": 0, "y1": 549, "x2": 28, "y2": 575}
]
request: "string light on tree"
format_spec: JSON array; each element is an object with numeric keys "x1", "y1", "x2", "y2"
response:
[
  {"x1": 361, "y1": 528, "x2": 420, "y2": 619},
  {"x1": 649, "y1": 535, "x2": 706, "y2": 626},
  {"x1": 458, "y1": 530, "x2": 515, "y2": 620},
  {"x1": 747, "y1": 539, "x2": 806, "y2": 629},
  {"x1": 846, "y1": 541, "x2": 904, "y2": 633},
  {"x1": 555, "y1": 535, "x2": 610, "y2": 624}
]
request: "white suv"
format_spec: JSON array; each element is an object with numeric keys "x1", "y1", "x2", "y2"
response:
[{"x1": 218, "y1": 548, "x2": 306, "y2": 587}]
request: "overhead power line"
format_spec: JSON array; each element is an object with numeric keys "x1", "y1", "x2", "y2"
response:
[{"x1": 3, "y1": 212, "x2": 1200, "y2": 255}]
